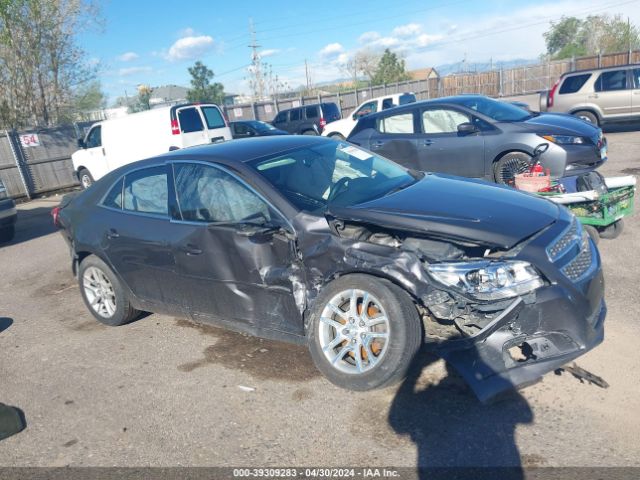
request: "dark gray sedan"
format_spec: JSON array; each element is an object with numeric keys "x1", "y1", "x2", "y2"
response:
[
  {"x1": 347, "y1": 95, "x2": 607, "y2": 185},
  {"x1": 53, "y1": 136, "x2": 605, "y2": 401}
]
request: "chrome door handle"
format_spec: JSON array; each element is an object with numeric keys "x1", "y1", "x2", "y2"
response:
[
  {"x1": 423, "y1": 139, "x2": 434, "y2": 146},
  {"x1": 372, "y1": 141, "x2": 385, "y2": 148},
  {"x1": 106, "y1": 228, "x2": 119, "y2": 239}
]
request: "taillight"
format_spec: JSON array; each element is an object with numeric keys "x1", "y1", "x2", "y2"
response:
[
  {"x1": 171, "y1": 119, "x2": 180, "y2": 135},
  {"x1": 548, "y1": 80, "x2": 560, "y2": 108},
  {"x1": 51, "y1": 206, "x2": 61, "y2": 227},
  {"x1": 319, "y1": 117, "x2": 327, "y2": 131}
]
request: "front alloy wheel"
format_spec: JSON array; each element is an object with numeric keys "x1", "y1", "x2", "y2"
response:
[
  {"x1": 318, "y1": 289, "x2": 391, "y2": 374},
  {"x1": 308, "y1": 274, "x2": 422, "y2": 391}
]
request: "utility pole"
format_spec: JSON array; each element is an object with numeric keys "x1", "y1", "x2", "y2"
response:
[
  {"x1": 304, "y1": 59, "x2": 312, "y2": 94},
  {"x1": 248, "y1": 18, "x2": 263, "y2": 100}
]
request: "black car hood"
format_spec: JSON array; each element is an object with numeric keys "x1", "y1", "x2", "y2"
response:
[
  {"x1": 518, "y1": 112, "x2": 600, "y2": 137},
  {"x1": 329, "y1": 174, "x2": 560, "y2": 249}
]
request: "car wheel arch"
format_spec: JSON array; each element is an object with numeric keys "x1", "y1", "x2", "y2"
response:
[
  {"x1": 302, "y1": 269, "x2": 423, "y2": 336},
  {"x1": 569, "y1": 108, "x2": 602, "y2": 124}
]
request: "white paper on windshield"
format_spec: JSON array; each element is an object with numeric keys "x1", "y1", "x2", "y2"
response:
[{"x1": 340, "y1": 145, "x2": 372, "y2": 161}]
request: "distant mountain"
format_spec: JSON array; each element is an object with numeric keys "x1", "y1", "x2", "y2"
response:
[{"x1": 434, "y1": 58, "x2": 538, "y2": 76}]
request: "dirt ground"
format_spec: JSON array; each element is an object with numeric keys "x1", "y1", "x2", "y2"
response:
[{"x1": 0, "y1": 130, "x2": 639, "y2": 469}]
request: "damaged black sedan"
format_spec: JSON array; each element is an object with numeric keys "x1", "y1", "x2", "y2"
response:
[{"x1": 55, "y1": 136, "x2": 605, "y2": 401}]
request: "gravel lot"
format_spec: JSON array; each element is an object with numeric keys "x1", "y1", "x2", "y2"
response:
[{"x1": 0, "y1": 129, "x2": 639, "y2": 469}]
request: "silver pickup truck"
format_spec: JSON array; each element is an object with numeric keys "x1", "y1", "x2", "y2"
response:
[{"x1": 0, "y1": 179, "x2": 17, "y2": 243}]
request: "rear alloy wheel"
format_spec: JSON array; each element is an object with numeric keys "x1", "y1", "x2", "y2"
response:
[
  {"x1": 78, "y1": 256, "x2": 139, "y2": 326},
  {"x1": 493, "y1": 152, "x2": 533, "y2": 186},
  {"x1": 308, "y1": 275, "x2": 422, "y2": 391},
  {"x1": 329, "y1": 133, "x2": 346, "y2": 141},
  {"x1": 302, "y1": 130, "x2": 318, "y2": 136},
  {"x1": 573, "y1": 110, "x2": 599, "y2": 126},
  {"x1": 78, "y1": 168, "x2": 94, "y2": 189}
]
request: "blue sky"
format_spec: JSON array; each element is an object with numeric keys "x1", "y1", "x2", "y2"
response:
[{"x1": 80, "y1": 0, "x2": 640, "y2": 103}]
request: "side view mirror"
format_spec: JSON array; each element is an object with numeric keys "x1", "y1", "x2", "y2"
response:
[
  {"x1": 77, "y1": 138, "x2": 86, "y2": 149},
  {"x1": 533, "y1": 143, "x2": 549, "y2": 157},
  {"x1": 352, "y1": 113, "x2": 358, "y2": 121},
  {"x1": 457, "y1": 122, "x2": 478, "y2": 135}
]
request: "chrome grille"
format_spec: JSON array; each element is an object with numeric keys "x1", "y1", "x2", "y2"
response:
[
  {"x1": 562, "y1": 233, "x2": 593, "y2": 281},
  {"x1": 547, "y1": 219, "x2": 580, "y2": 260}
]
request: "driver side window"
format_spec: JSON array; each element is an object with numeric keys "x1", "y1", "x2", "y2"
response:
[
  {"x1": 86, "y1": 126, "x2": 102, "y2": 148},
  {"x1": 173, "y1": 163, "x2": 271, "y2": 223}
]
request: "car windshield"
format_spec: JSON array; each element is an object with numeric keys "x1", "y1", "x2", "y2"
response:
[
  {"x1": 248, "y1": 121, "x2": 276, "y2": 132},
  {"x1": 249, "y1": 142, "x2": 420, "y2": 212},
  {"x1": 456, "y1": 96, "x2": 531, "y2": 122}
]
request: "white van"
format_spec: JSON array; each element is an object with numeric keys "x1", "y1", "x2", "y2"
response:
[{"x1": 72, "y1": 103, "x2": 232, "y2": 188}]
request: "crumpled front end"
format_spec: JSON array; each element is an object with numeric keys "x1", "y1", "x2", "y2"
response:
[{"x1": 422, "y1": 211, "x2": 606, "y2": 402}]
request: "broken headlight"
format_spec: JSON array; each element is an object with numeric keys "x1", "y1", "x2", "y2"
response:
[{"x1": 427, "y1": 260, "x2": 544, "y2": 301}]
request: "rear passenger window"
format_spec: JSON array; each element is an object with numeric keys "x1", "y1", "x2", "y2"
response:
[
  {"x1": 633, "y1": 69, "x2": 640, "y2": 88},
  {"x1": 382, "y1": 98, "x2": 395, "y2": 109},
  {"x1": 201, "y1": 107, "x2": 225, "y2": 129},
  {"x1": 559, "y1": 74, "x2": 591, "y2": 94},
  {"x1": 103, "y1": 178, "x2": 123, "y2": 209},
  {"x1": 595, "y1": 70, "x2": 628, "y2": 92},
  {"x1": 290, "y1": 109, "x2": 301, "y2": 121},
  {"x1": 305, "y1": 106, "x2": 318, "y2": 119},
  {"x1": 123, "y1": 166, "x2": 168, "y2": 216},
  {"x1": 377, "y1": 112, "x2": 414, "y2": 134},
  {"x1": 178, "y1": 108, "x2": 204, "y2": 133}
]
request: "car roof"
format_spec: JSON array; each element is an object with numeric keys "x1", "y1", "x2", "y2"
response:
[
  {"x1": 155, "y1": 135, "x2": 331, "y2": 165},
  {"x1": 560, "y1": 63, "x2": 640, "y2": 78},
  {"x1": 360, "y1": 94, "x2": 488, "y2": 119}
]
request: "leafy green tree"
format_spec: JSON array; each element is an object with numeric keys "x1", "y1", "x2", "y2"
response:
[
  {"x1": 73, "y1": 81, "x2": 106, "y2": 112},
  {"x1": 371, "y1": 49, "x2": 411, "y2": 86},
  {"x1": 0, "y1": 0, "x2": 101, "y2": 127},
  {"x1": 129, "y1": 84, "x2": 153, "y2": 113},
  {"x1": 544, "y1": 14, "x2": 640, "y2": 60},
  {"x1": 186, "y1": 61, "x2": 225, "y2": 104}
]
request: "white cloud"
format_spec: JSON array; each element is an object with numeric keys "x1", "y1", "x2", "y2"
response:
[
  {"x1": 166, "y1": 35, "x2": 215, "y2": 62},
  {"x1": 118, "y1": 66, "x2": 152, "y2": 76},
  {"x1": 260, "y1": 49, "x2": 280, "y2": 58},
  {"x1": 319, "y1": 43, "x2": 344, "y2": 58},
  {"x1": 117, "y1": 52, "x2": 139, "y2": 62},
  {"x1": 359, "y1": 31, "x2": 381, "y2": 44},
  {"x1": 392, "y1": 23, "x2": 422, "y2": 37}
]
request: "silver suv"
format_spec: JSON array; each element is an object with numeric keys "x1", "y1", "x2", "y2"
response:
[{"x1": 542, "y1": 64, "x2": 640, "y2": 126}]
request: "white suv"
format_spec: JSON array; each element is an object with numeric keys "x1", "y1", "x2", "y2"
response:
[{"x1": 322, "y1": 92, "x2": 416, "y2": 140}]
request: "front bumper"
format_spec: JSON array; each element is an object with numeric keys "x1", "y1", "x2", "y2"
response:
[
  {"x1": 429, "y1": 214, "x2": 605, "y2": 402},
  {"x1": 0, "y1": 199, "x2": 17, "y2": 227}
]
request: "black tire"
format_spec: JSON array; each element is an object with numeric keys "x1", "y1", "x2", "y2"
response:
[
  {"x1": 329, "y1": 133, "x2": 346, "y2": 141},
  {"x1": 493, "y1": 152, "x2": 533, "y2": 186},
  {"x1": 302, "y1": 130, "x2": 318, "y2": 136},
  {"x1": 598, "y1": 219, "x2": 624, "y2": 240},
  {"x1": 584, "y1": 225, "x2": 600, "y2": 245},
  {"x1": 573, "y1": 110, "x2": 599, "y2": 126},
  {"x1": 78, "y1": 168, "x2": 94, "y2": 189},
  {"x1": 78, "y1": 255, "x2": 139, "y2": 326},
  {"x1": 0, "y1": 225, "x2": 15, "y2": 243},
  {"x1": 308, "y1": 274, "x2": 422, "y2": 391}
]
